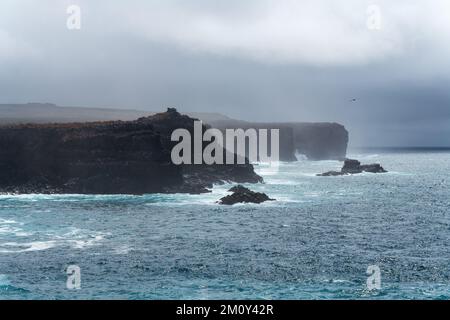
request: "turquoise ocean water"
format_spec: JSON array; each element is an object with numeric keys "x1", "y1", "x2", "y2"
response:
[{"x1": 0, "y1": 150, "x2": 449, "y2": 299}]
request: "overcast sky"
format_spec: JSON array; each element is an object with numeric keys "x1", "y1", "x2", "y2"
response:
[{"x1": 1, "y1": 0, "x2": 450, "y2": 146}]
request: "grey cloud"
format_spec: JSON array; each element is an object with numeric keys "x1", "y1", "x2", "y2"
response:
[{"x1": 0, "y1": 1, "x2": 450, "y2": 147}]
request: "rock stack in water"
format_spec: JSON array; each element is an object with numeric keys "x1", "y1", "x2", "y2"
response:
[
  {"x1": 218, "y1": 185, "x2": 275, "y2": 205},
  {"x1": 317, "y1": 159, "x2": 387, "y2": 176}
]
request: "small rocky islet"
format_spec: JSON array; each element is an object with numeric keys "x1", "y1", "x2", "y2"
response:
[
  {"x1": 317, "y1": 159, "x2": 387, "y2": 176},
  {"x1": 218, "y1": 158, "x2": 387, "y2": 205},
  {"x1": 218, "y1": 185, "x2": 275, "y2": 205}
]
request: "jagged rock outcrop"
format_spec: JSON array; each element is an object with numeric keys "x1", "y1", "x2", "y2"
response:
[
  {"x1": 317, "y1": 159, "x2": 387, "y2": 176},
  {"x1": 218, "y1": 185, "x2": 275, "y2": 205},
  {"x1": 0, "y1": 109, "x2": 262, "y2": 194}
]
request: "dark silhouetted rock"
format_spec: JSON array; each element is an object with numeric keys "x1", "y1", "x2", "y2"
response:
[
  {"x1": 317, "y1": 159, "x2": 387, "y2": 176},
  {"x1": 0, "y1": 103, "x2": 349, "y2": 161},
  {"x1": 341, "y1": 159, "x2": 362, "y2": 174},
  {"x1": 0, "y1": 109, "x2": 262, "y2": 194},
  {"x1": 359, "y1": 164, "x2": 387, "y2": 173},
  {"x1": 317, "y1": 170, "x2": 343, "y2": 177},
  {"x1": 218, "y1": 185, "x2": 275, "y2": 205}
]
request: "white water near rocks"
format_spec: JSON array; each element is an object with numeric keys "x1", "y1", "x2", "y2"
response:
[{"x1": 0, "y1": 150, "x2": 449, "y2": 299}]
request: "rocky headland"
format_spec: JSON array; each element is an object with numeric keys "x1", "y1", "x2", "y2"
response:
[
  {"x1": 0, "y1": 109, "x2": 262, "y2": 194},
  {"x1": 0, "y1": 104, "x2": 349, "y2": 161}
]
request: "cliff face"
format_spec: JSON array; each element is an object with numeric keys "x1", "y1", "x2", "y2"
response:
[
  {"x1": 288, "y1": 123, "x2": 349, "y2": 160},
  {"x1": 205, "y1": 120, "x2": 297, "y2": 162},
  {"x1": 0, "y1": 104, "x2": 349, "y2": 161},
  {"x1": 0, "y1": 109, "x2": 262, "y2": 194},
  {"x1": 208, "y1": 120, "x2": 348, "y2": 161}
]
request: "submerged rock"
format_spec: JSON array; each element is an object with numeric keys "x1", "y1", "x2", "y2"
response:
[
  {"x1": 318, "y1": 159, "x2": 387, "y2": 176},
  {"x1": 218, "y1": 185, "x2": 275, "y2": 205}
]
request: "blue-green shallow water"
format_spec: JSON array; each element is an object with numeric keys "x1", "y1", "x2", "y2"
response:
[{"x1": 0, "y1": 151, "x2": 449, "y2": 299}]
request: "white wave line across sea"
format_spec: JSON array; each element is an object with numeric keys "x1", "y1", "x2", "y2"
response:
[
  {"x1": 0, "y1": 222, "x2": 110, "y2": 253},
  {"x1": 0, "y1": 234, "x2": 107, "y2": 253}
]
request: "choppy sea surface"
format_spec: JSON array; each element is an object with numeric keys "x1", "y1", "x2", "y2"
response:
[{"x1": 0, "y1": 150, "x2": 449, "y2": 300}]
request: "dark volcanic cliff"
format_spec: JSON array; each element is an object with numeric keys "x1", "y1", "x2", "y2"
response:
[
  {"x1": 288, "y1": 122, "x2": 348, "y2": 160},
  {"x1": 208, "y1": 120, "x2": 348, "y2": 161},
  {"x1": 0, "y1": 109, "x2": 262, "y2": 194},
  {"x1": 0, "y1": 104, "x2": 349, "y2": 161}
]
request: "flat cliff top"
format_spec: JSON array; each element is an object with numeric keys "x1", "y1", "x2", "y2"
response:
[
  {"x1": 0, "y1": 103, "x2": 228, "y2": 126},
  {"x1": 0, "y1": 108, "x2": 195, "y2": 129}
]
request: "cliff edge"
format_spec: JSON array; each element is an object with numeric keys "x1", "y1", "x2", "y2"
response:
[{"x1": 0, "y1": 109, "x2": 262, "y2": 194}]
